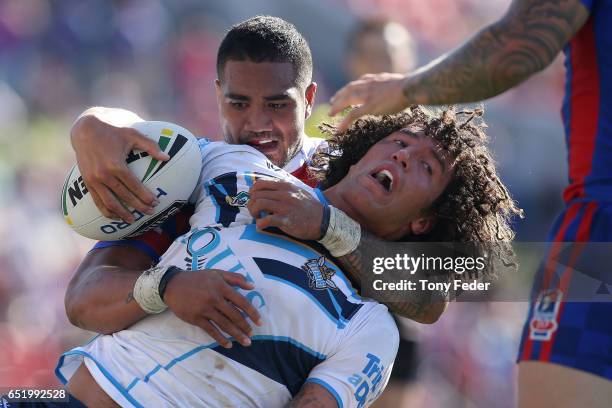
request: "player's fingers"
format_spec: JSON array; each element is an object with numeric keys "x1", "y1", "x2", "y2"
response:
[
  {"x1": 95, "y1": 184, "x2": 135, "y2": 223},
  {"x1": 223, "y1": 288, "x2": 262, "y2": 327},
  {"x1": 219, "y1": 271, "x2": 255, "y2": 291},
  {"x1": 208, "y1": 309, "x2": 252, "y2": 347},
  {"x1": 215, "y1": 299, "x2": 254, "y2": 340},
  {"x1": 114, "y1": 166, "x2": 159, "y2": 210},
  {"x1": 255, "y1": 214, "x2": 289, "y2": 231},
  {"x1": 195, "y1": 317, "x2": 232, "y2": 348},
  {"x1": 249, "y1": 188, "x2": 293, "y2": 203},
  {"x1": 329, "y1": 84, "x2": 364, "y2": 116},
  {"x1": 87, "y1": 184, "x2": 119, "y2": 219},
  {"x1": 336, "y1": 105, "x2": 369, "y2": 133},
  {"x1": 247, "y1": 198, "x2": 284, "y2": 218},
  {"x1": 106, "y1": 177, "x2": 155, "y2": 216},
  {"x1": 127, "y1": 129, "x2": 170, "y2": 162}
]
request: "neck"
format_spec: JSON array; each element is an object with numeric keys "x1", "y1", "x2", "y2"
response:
[
  {"x1": 322, "y1": 185, "x2": 365, "y2": 227},
  {"x1": 287, "y1": 133, "x2": 306, "y2": 163}
]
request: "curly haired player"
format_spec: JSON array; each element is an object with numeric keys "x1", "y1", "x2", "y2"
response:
[{"x1": 52, "y1": 107, "x2": 520, "y2": 408}]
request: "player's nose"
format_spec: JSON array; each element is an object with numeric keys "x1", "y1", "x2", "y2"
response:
[
  {"x1": 391, "y1": 147, "x2": 411, "y2": 171},
  {"x1": 244, "y1": 105, "x2": 273, "y2": 133}
]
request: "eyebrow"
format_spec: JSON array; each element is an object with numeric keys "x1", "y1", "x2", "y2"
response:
[
  {"x1": 398, "y1": 128, "x2": 447, "y2": 173},
  {"x1": 225, "y1": 93, "x2": 292, "y2": 101}
]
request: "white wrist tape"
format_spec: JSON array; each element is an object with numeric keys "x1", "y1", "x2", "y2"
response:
[
  {"x1": 133, "y1": 265, "x2": 169, "y2": 314},
  {"x1": 318, "y1": 206, "x2": 361, "y2": 257}
]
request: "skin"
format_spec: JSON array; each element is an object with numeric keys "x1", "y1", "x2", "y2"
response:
[
  {"x1": 215, "y1": 60, "x2": 316, "y2": 169},
  {"x1": 286, "y1": 382, "x2": 339, "y2": 408},
  {"x1": 328, "y1": 0, "x2": 590, "y2": 132}
]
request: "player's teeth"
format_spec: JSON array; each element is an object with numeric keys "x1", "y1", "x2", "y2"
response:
[{"x1": 374, "y1": 170, "x2": 393, "y2": 191}]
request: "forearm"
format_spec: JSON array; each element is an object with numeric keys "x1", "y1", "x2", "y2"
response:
[
  {"x1": 70, "y1": 107, "x2": 144, "y2": 148},
  {"x1": 404, "y1": 0, "x2": 589, "y2": 104},
  {"x1": 335, "y1": 231, "x2": 447, "y2": 324},
  {"x1": 65, "y1": 266, "x2": 147, "y2": 334},
  {"x1": 65, "y1": 247, "x2": 154, "y2": 334}
]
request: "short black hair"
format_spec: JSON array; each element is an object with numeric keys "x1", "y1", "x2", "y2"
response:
[{"x1": 217, "y1": 16, "x2": 313, "y2": 89}]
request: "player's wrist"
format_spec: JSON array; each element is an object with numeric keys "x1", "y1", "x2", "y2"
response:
[
  {"x1": 133, "y1": 265, "x2": 182, "y2": 314},
  {"x1": 317, "y1": 206, "x2": 361, "y2": 257}
]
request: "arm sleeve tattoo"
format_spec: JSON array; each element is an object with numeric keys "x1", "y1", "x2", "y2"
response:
[
  {"x1": 403, "y1": 0, "x2": 590, "y2": 104},
  {"x1": 335, "y1": 230, "x2": 448, "y2": 323}
]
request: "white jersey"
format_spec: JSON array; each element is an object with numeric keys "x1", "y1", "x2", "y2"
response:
[{"x1": 56, "y1": 141, "x2": 399, "y2": 408}]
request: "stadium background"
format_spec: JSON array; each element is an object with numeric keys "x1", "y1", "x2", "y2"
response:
[{"x1": 0, "y1": 0, "x2": 567, "y2": 406}]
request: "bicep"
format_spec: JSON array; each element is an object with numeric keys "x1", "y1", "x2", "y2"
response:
[{"x1": 288, "y1": 382, "x2": 339, "y2": 408}]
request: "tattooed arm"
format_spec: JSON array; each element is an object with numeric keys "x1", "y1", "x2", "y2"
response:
[
  {"x1": 335, "y1": 231, "x2": 448, "y2": 324},
  {"x1": 402, "y1": 0, "x2": 590, "y2": 103},
  {"x1": 330, "y1": 0, "x2": 591, "y2": 130},
  {"x1": 286, "y1": 382, "x2": 338, "y2": 408}
]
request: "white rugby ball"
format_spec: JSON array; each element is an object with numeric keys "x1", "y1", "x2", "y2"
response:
[{"x1": 61, "y1": 121, "x2": 202, "y2": 240}]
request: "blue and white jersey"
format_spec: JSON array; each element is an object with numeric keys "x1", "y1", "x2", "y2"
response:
[{"x1": 56, "y1": 141, "x2": 399, "y2": 408}]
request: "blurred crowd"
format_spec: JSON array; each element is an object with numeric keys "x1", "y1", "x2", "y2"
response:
[{"x1": 0, "y1": 1, "x2": 569, "y2": 406}]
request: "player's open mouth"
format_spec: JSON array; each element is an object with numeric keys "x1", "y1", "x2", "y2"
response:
[
  {"x1": 247, "y1": 139, "x2": 279, "y2": 153},
  {"x1": 371, "y1": 169, "x2": 394, "y2": 193}
]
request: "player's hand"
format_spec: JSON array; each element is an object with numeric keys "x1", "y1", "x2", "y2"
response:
[
  {"x1": 329, "y1": 72, "x2": 411, "y2": 133},
  {"x1": 71, "y1": 115, "x2": 170, "y2": 223},
  {"x1": 163, "y1": 269, "x2": 262, "y2": 348},
  {"x1": 247, "y1": 179, "x2": 324, "y2": 240}
]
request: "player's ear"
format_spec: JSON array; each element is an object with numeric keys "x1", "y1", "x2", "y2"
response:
[
  {"x1": 408, "y1": 214, "x2": 435, "y2": 236},
  {"x1": 304, "y1": 82, "x2": 317, "y2": 119},
  {"x1": 214, "y1": 79, "x2": 222, "y2": 100}
]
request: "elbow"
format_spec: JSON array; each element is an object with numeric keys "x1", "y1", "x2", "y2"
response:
[
  {"x1": 64, "y1": 290, "x2": 87, "y2": 329},
  {"x1": 412, "y1": 301, "x2": 448, "y2": 325}
]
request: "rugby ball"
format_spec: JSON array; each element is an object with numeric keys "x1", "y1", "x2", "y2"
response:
[{"x1": 61, "y1": 121, "x2": 202, "y2": 240}]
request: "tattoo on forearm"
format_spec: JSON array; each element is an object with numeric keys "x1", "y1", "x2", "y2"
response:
[
  {"x1": 287, "y1": 383, "x2": 335, "y2": 408},
  {"x1": 404, "y1": 0, "x2": 589, "y2": 104},
  {"x1": 336, "y1": 231, "x2": 445, "y2": 322},
  {"x1": 125, "y1": 291, "x2": 134, "y2": 304}
]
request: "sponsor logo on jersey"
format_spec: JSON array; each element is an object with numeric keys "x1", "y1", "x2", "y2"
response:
[
  {"x1": 348, "y1": 353, "x2": 387, "y2": 408},
  {"x1": 529, "y1": 288, "x2": 563, "y2": 341},
  {"x1": 303, "y1": 256, "x2": 338, "y2": 290},
  {"x1": 225, "y1": 191, "x2": 250, "y2": 207}
]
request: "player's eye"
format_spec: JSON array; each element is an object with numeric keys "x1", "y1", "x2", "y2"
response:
[
  {"x1": 394, "y1": 139, "x2": 407, "y2": 147},
  {"x1": 269, "y1": 102, "x2": 287, "y2": 110},
  {"x1": 422, "y1": 161, "x2": 433, "y2": 175},
  {"x1": 229, "y1": 101, "x2": 247, "y2": 110}
]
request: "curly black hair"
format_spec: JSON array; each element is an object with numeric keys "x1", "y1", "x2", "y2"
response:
[{"x1": 312, "y1": 106, "x2": 523, "y2": 278}]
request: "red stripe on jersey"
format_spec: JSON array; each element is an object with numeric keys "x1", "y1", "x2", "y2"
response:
[
  {"x1": 538, "y1": 202, "x2": 598, "y2": 362},
  {"x1": 291, "y1": 162, "x2": 317, "y2": 187},
  {"x1": 563, "y1": 18, "x2": 600, "y2": 201},
  {"x1": 541, "y1": 203, "x2": 583, "y2": 290},
  {"x1": 132, "y1": 207, "x2": 192, "y2": 257},
  {"x1": 520, "y1": 203, "x2": 582, "y2": 361}
]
